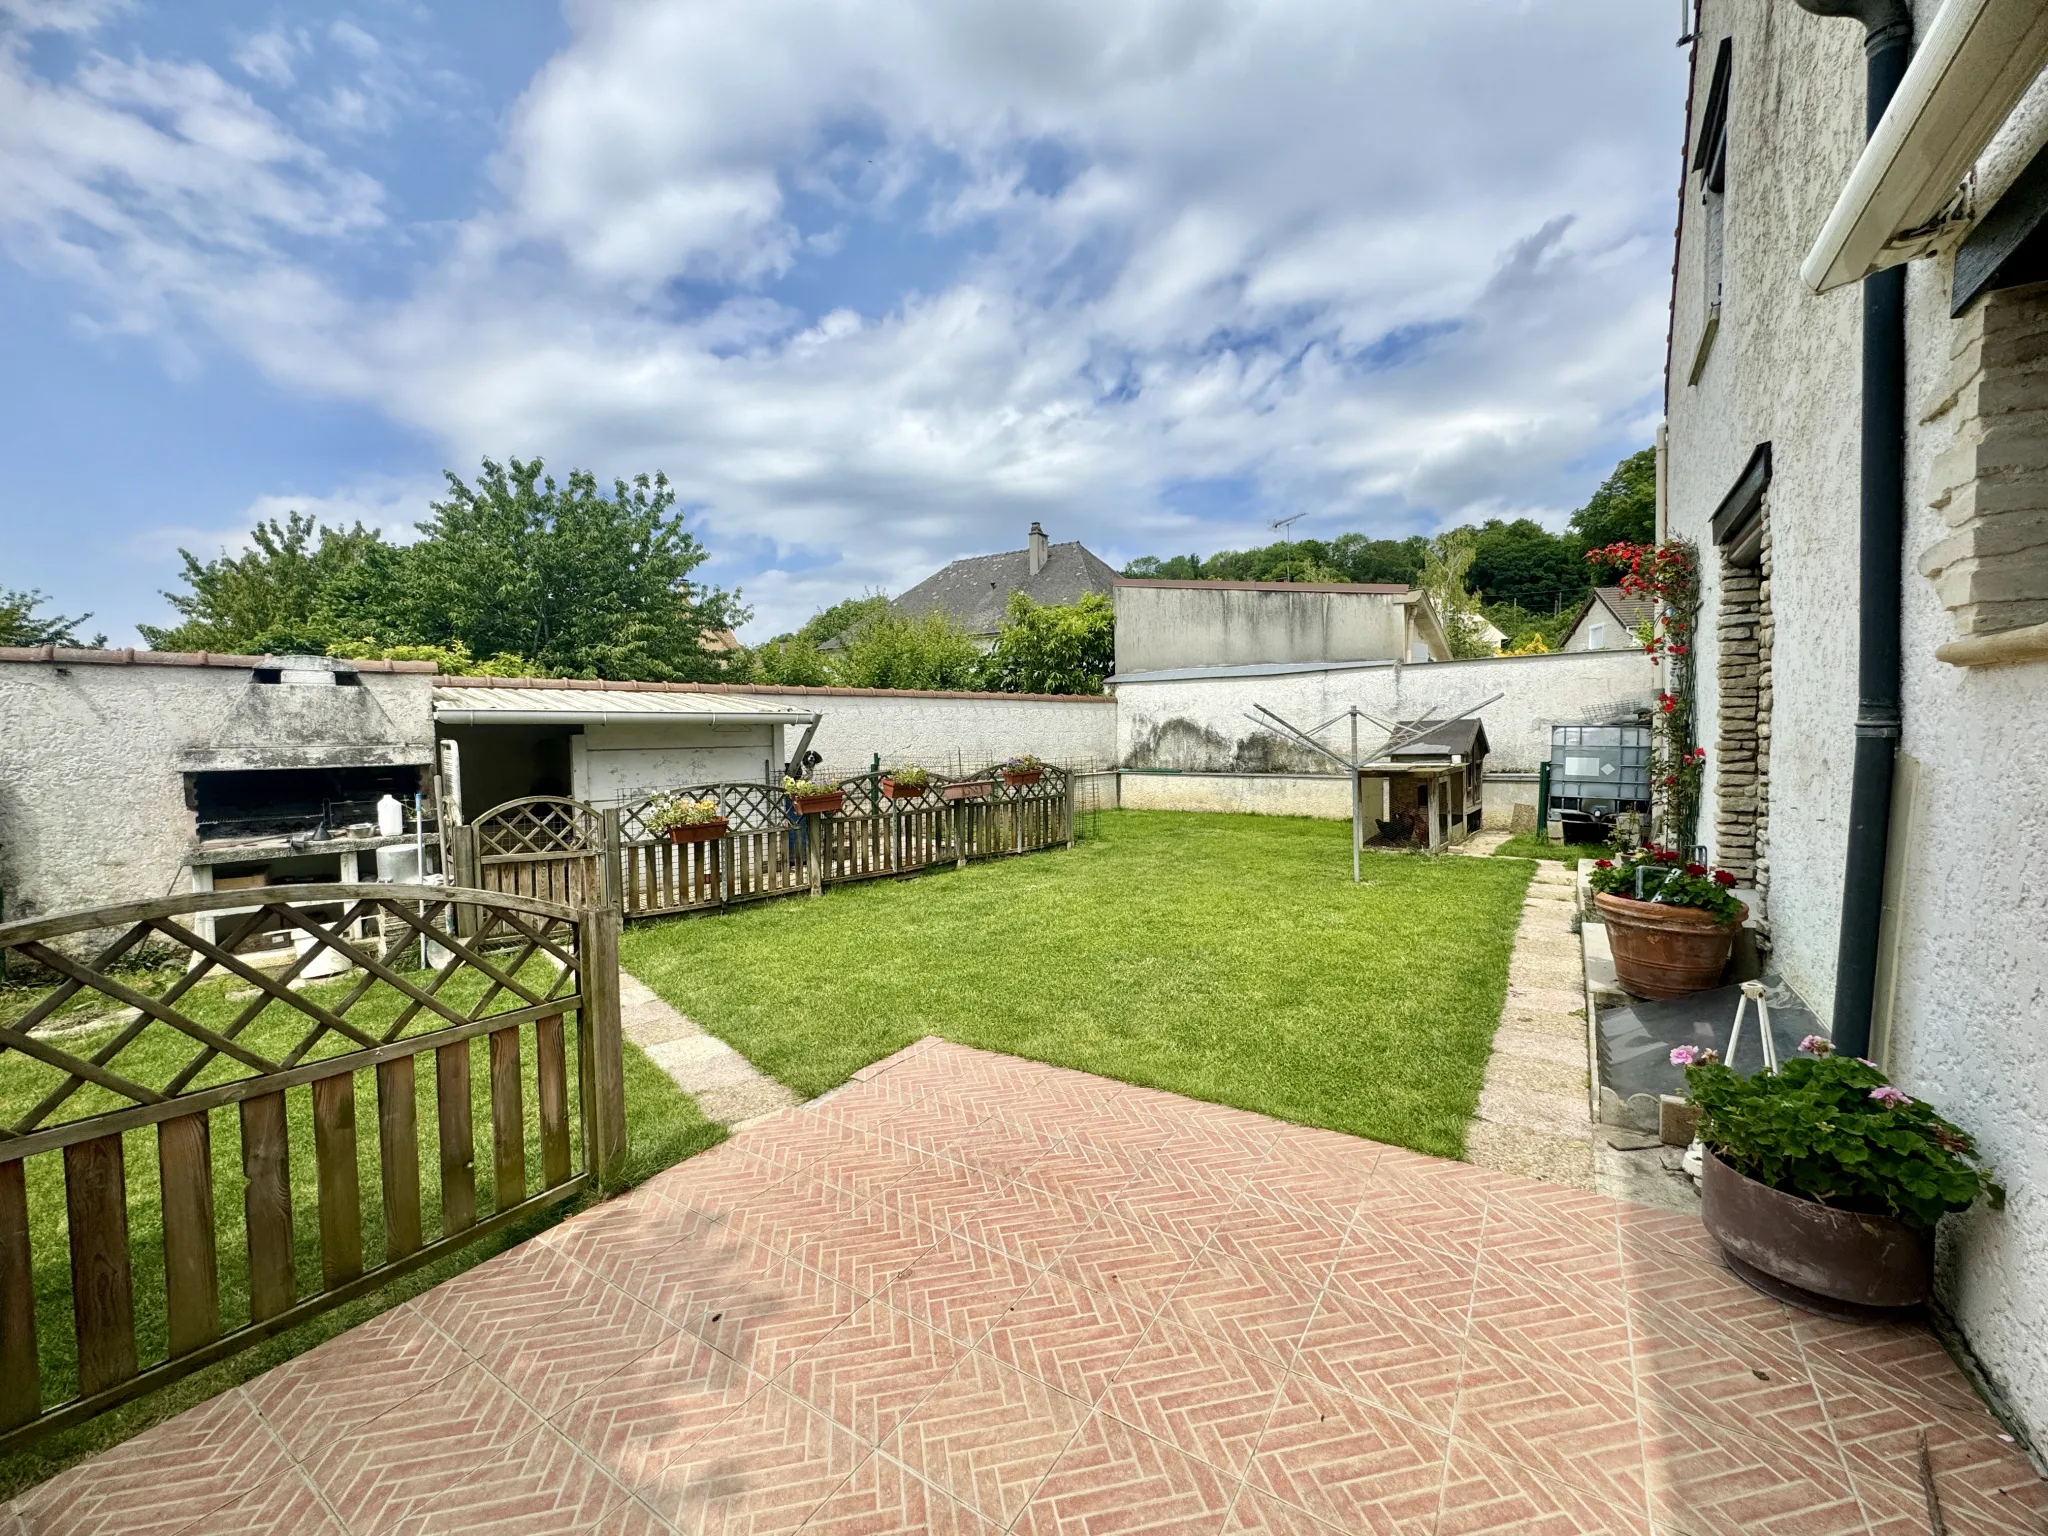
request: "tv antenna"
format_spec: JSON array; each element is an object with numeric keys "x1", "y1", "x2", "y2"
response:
[{"x1": 1269, "y1": 513, "x2": 1307, "y2": 581}]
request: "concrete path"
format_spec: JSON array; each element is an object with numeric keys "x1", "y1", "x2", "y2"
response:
[
  {"x1": 620, "y1": 970, "x2": 801, "y2": 1127},
  {"x1": 1461, "y1": 858, "x2": 1598, "y2": 1190},
  {"x1": 18, "y1": 1038, "x2": 2039, "y2": 1535}
]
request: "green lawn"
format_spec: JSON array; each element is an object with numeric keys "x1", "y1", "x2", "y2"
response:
[
  {"x1": 1492, "y1": 834, "x2": 1608, "y2": 865},
  {"x1": 624, "y1": 810, "x2": 1530, "y2": 1159},
  {"x1": 0, "y1": 960, "x2": 720, "y2": 1500}
]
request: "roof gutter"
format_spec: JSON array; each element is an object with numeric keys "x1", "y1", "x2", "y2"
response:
[
  {"x1": 1802, "y1": 0, "x2": 2048, "y2": 293},
  {"x1": 1794, "y1": 0, "x2": 1912, "y2": 1060},
  {"x1": 433, "y1": 708, "x2": 821, "y2": 727}
]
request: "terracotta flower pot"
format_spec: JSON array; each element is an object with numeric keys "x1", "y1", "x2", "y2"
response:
[
  {"x1": 880, "y1": 779, "x2": 926, "y2": 800},
  {"x1": 666, "y1": 818, "x2": 728, "y2": 845},
  {"x1": 1002, "y1": 768, "x2": 1043, "y2": 787},
  {"x1": 1594, "y1": 890, "x2": 1745, "y2": 1000},
  {"x1": 939, "y1": 780, "x2": 991, "y2": 802},
  {"x1": 791, "y1": 792, "x2": 844, "y2": 816},
  {"x1": 1700, "y1": 1147, "x2": 1932, "y2": 1317}
]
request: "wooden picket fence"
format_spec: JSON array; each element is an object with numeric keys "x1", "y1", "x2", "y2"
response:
[
  {"x1": 448, "y1": 768, "x2": 1074, "y2": 923},
  {"x1": 0, "y1": 885, "x2": 625, "y2": 1453}
]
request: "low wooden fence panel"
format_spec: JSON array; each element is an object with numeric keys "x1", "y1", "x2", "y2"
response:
[
  {"x1": 582, "y1": 767, "x2": 1071, "y2": 921},
  {"x1": 0, "y1": 885, "x2": 625, "y2": 1454}
]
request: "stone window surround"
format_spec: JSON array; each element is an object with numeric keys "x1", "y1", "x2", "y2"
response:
[
  {"x1": 1710, "y1": 445, "x2": 1773, "y2": 906},
  {"x1": 1921, "y1": 279, "x2": 2048, "y2": 665}
]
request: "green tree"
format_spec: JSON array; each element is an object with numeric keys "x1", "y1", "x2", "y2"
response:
[
  {"x1": 1467, "y1": 518, "x2": 1589, "y2": 613},
  {"x1": 984, "y1": 592, "x2": 1115, "y2": 695},
  {"x1": 140, "y1": 512, "x2": 386, "y2": 653},
  {"x1": 1417, "y1": 531, "x2": 1493, "y2": 658},
  {"x1": 831, "y1": 611, "x2": 984, "y2": 691},
  {"x1": 793, "y1": 594, "x2": 889, "y2": 647},
  {"x1": 1570, "y1": 447, "x2": 1657, "y2": 549},
  {"x1": 1, "y1": 589, "x2": 103, "y2": 648},
  {"x1": 749, "y1": 636, "x2": 833, "y2": 686},
  {"x1": 401, "y1": 458, "x2": 748, "y2": 682}
]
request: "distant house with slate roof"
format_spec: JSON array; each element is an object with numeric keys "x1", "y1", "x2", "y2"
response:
[{"x1": 888, "y1": 523, "x2": 1119, "y2": 644}]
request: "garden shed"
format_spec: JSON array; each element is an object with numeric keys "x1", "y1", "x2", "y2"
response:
[
  {"x1": 1360, "y1": 718, "x2": 1490, "y2": 849},
  {"x1": 431, "y1": 679, "x2": 823, "y2": 819}
]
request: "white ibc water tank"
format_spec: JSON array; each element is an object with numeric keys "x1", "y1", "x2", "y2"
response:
[{"x1": 376, "y1": 794, "x2": 405, "y2": 837}]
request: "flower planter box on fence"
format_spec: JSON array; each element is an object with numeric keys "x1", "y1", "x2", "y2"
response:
[
  {"x1": 791, "y1": 792, "x2": 845, "y2": 816},
  {"x1": 1594, "y1": 890, "x2": 1745, "y2": 1000},
  {"x1": 1700, "y1": 1146, "x2": 1932, "y2": 1316},
  {"x1": 666, "y1": 818, "x2": 729, "y2": 845},
  {"x1": 880, "y1": 779, "x2": 927, "y2": 800},
  {"x1": 941, "y1": 781, "x2": 992, "y2": 802},
  {"x1": 1001, "y1": 768, "x2": 1044, "y2": 787}
]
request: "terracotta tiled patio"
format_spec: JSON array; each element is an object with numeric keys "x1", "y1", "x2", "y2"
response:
[{"x1": 10, "y1": 1038, "x2": 2043, "y2": 1535}]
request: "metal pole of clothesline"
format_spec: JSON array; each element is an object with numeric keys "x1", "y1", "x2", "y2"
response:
[{"x1": 1246, "y1": 704, "x2": 1369, "y2": 883}]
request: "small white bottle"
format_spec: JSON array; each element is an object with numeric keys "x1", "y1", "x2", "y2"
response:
[{"x1": 376, "y1": 794, "x2": 405, "y2": 837}]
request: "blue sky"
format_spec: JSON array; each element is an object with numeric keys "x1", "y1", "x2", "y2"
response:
[{"x1": 1, "y1": 0, "x2": 1686, "y2": 643}]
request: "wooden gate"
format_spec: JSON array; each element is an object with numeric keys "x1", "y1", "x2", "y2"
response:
[
  {"x1": 0, "y1": 884, "x2": 625, "y2": 1453},
  {"x1": 453, "y1": 796, "x2": 610, "y2": 908}
]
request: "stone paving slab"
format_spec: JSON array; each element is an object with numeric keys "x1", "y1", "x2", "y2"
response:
[
  {"x1": 618, "y1": 971, "x2": 799, "y2": 1126},
  {"x1": 10, "y1": 1038, "x2": 2040, "y2": 1535}
]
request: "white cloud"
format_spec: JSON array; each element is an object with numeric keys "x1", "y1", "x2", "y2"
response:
[
  {"x1": 0, "y1": 0, "x2": 129, "y2": 35},
  {"x1": 4, "y1": 0, "x2": 1684, "y2": 638},
  {"x1": 232, "y1": 27, "x2": 304, "y2": 89}
]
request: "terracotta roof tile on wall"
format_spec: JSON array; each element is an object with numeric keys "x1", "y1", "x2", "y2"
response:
[
  {"x1": 0, "y1": 647, "x2": 438, "y2": 672},
  {"x1": 431, "y1": 675, "x2": 1114, "y2": 703}
]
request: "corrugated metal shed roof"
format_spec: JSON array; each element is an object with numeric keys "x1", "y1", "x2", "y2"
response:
[{"x1": 433, "y1": 687, "x2": 819, "y2": 724}]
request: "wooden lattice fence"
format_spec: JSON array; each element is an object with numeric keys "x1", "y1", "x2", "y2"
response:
[
  {"x1": 0, "y1": 885, "x2": 624, "y2": 1453},
  {"x1": 604, "y1": 767, "x2": 1074, "y2": 919}
]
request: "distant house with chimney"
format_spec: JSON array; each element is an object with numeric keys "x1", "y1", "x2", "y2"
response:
[{"x1": 889, "y1": 523, "x2": 1119, "y2": 644}]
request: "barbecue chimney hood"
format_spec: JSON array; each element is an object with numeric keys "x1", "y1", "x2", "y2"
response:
[{"x1": 178, "y1": 655, "x2": 436, "y2": 773}]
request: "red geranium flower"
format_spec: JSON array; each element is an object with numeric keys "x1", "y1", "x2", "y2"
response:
[
  {"x1": 1594, "y1": 859, "x2": 1613, "y2": 869},
  {"x1": 1684, "y1": 862, "x2": 1706, "y2": 877},
  {"x1": 1713, "y1": 870, "x2": 1737, "y2": 886}
]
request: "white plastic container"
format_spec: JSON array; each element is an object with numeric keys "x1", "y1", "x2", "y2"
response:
[{"x1": 376, "y1": 794, "x2": 405, "y2": 837}]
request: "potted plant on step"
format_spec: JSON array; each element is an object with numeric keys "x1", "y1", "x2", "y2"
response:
[
  {"x1": 880, "y1": 765, "x2": 931, "y2": 799},
  {"x1": 647, "y1": 792, "x2": 728, "y2": 845},
  {"x1": 1589, "y1": 844, "x2": 1746, "y2": 999},
  {"x1": 783, "y1": 776, "x2": 845, "y2": 816},
  {"x1": 1676, "y1": 1038, "x2": 2001, "y2": 1316},
  {"x1": 941, "y1": 776, "x2": 992, "y2": 802},
  {"x1": 1000, "y1": 754, "x2": 1045, "y2": 787}
]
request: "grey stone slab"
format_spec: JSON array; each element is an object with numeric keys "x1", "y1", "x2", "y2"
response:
[
  {"x1": 697, "y1": 1080, "x2": 802, "y2": 1126},
  {"x1": 1464, "y1": 1120, "x2": 1595, "y2": 1191},
  {"x1": 1475, "y1": 1083, "x2": 1591, "y2": 1139},
  {"x1": 1482, "y1": 1053, "x2": 1585, "y2": 1099},
  {"x1": 644, "y1": 1034, "x2": 769, "y2": 1093},
  {"x1": 623, "y1": 1013, "x2": 702, "y2": 1047},
  {"x1": 1486, "y1": 1028, "x2": 1592, "y2": 1069}
]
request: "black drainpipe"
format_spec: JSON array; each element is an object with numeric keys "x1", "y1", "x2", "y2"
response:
[{"x1": 1792, "y1": 0, "x2": 1912, "y2": 1057}]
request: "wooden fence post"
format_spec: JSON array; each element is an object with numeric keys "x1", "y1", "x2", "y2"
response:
[
  {"x1": 807, "y1": 813, "x2": 823, "y2": 895},
  {"x1": 600, "y1": 808, "x2": 623, "y2": 912},
  {"x1": 580, "y1": 904, "x2": 628, "y2": 1184},
  {"x1": 1065, "y1": 778, "x2": 1076, "y2": 849}
]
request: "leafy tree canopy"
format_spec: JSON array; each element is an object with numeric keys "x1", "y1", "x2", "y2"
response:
[
  {"x1": 1568, "y1": 447, "x2": 1657, "y2": 549},
  {"x1": 828, "y1": 610, "x2": 985, "y2": 691},
  {"x1": 983, "y1": 592, "x2": 1115, "y2": 695},
  {"x1": 2, "y1": 589, "x2": 103, "y2": 648},
  {"x1": 140, "y1": 512, "x2": 385, "y2": 654},
  {"x1": 142, "y1": 459, "x2": 748, "y2": 682},
  {"x1": 1467, "y1": 517, "x2": 1589, "y2": 613},
  {"x1": 1120, "y1": 447, "x2": 1657, "y2": 637}
]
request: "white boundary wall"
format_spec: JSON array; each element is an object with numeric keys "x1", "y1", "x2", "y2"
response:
[
  {"x1": 731, "y1": 689, "x2": 1118, "y2": 780},
  {"x1": 1112, "y1": 649, "x2": 1658, "y2": 780}
]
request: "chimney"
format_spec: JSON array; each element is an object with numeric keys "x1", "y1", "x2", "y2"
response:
[{"x1": 1028, "y1": 521, "x2": 1049, "y2": 576}]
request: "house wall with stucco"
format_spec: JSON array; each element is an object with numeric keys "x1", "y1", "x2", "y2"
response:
[{"x1": 1667, "y1": 0, "x2": 2048, "y2": 1447}]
